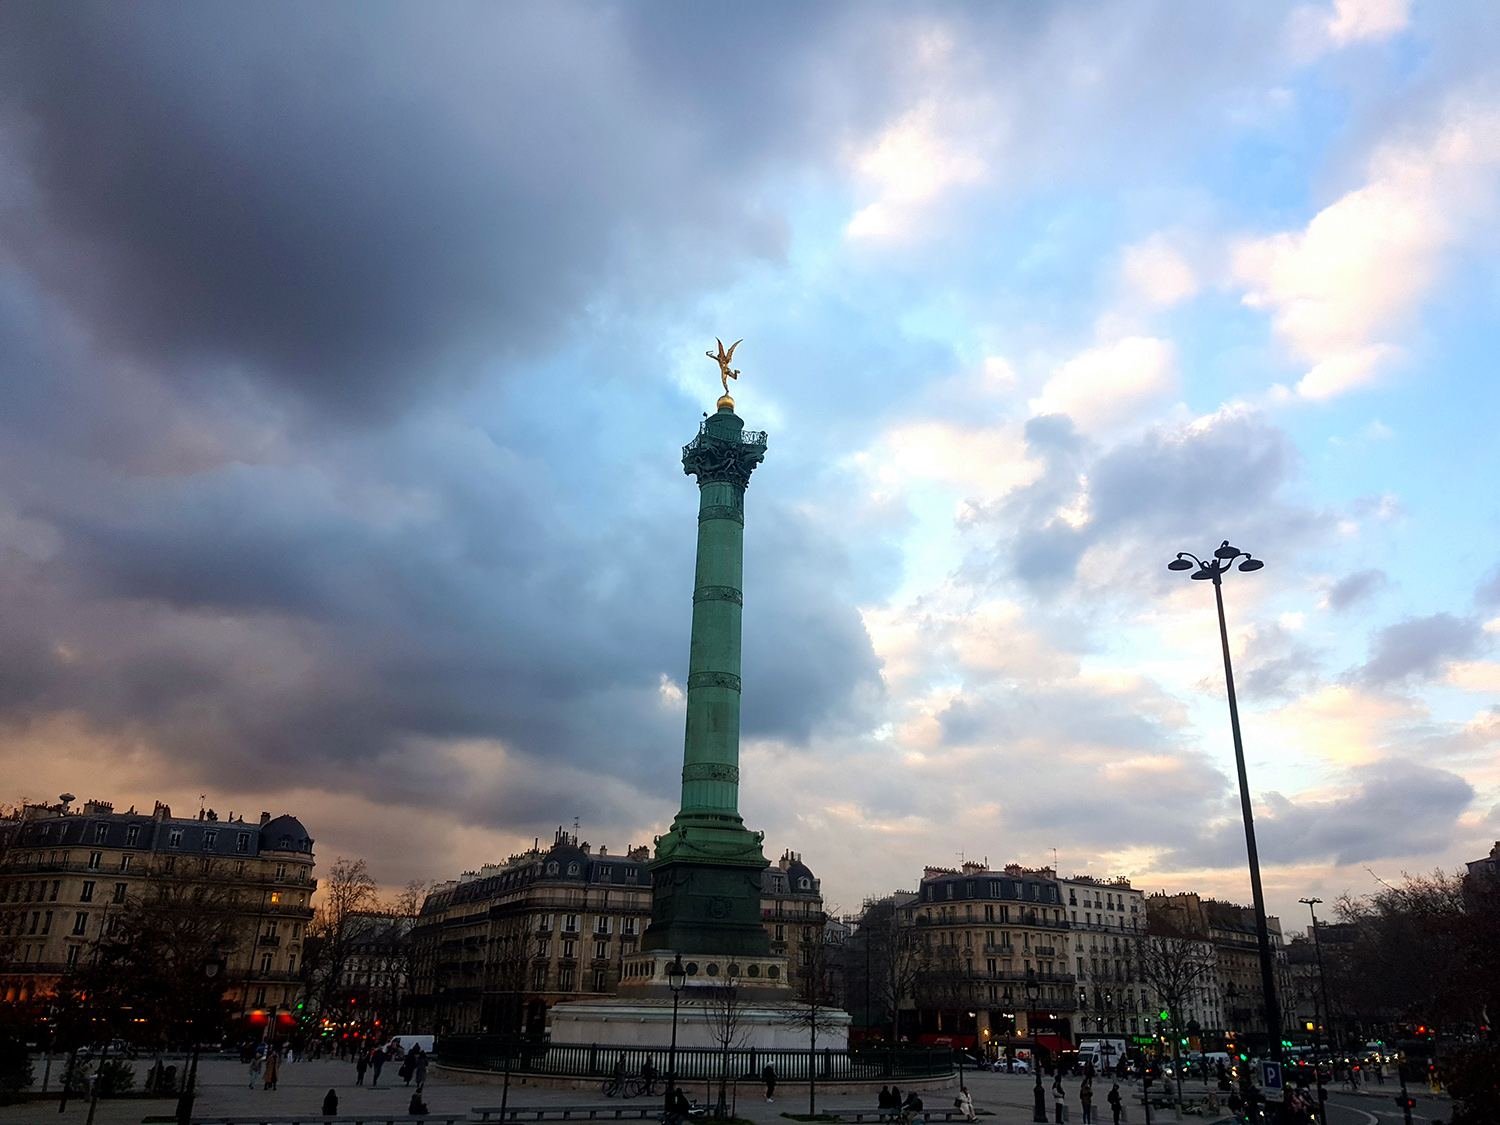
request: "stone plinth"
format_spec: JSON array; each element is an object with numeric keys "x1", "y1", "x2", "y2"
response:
[{"x1": 548, "y1": 993, "x2": 851, "y2": 1051}]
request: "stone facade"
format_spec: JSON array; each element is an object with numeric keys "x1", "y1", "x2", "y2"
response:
[{"x1": 0, "y1": 796, "x2": 316, "y2": 1015}]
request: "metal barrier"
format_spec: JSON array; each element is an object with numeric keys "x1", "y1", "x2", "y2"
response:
[
  {"x1": 437, "y1": 1040, "x2": 953, "y2": 1083},
  {"x1": 192, "y1": 1117, "x2": 464, "y2": 1125}
]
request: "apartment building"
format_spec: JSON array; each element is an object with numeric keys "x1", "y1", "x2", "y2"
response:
[{"x1": 0, "y1": 795, "x2": 316, "y2": 1017}]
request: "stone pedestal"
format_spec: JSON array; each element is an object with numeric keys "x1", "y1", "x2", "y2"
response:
[{"x1": 549, "y1": 992, "x2": 851, "y2": 1051}]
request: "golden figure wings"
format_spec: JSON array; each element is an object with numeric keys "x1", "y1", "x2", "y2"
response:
[{"x1": 707, "y1": 337, "x2": 742, "y2": 395}]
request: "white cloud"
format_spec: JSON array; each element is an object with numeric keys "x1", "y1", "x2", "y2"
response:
[
  {"x1": 1029, "y1": 336, "x2": 1179, "y2": 431},
  {"x1": 1120, "y1": 233, "x2": 1199, "y2": 307},
  {"x1": 847, "y1": 102, "x2": 986, "y2": 240},
  {"x1": 1233, "y1": 102, "x2": 1500, "y2": 399},
  {"x1": 1326, "y1": 0, "x2": 1411, "y2": 45}
]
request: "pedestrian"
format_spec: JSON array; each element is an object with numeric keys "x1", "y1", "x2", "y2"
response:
[
  {"x1": 408, "y1": 1090, "x2": 430, "y2": 1116},
  {"x1": 415, "y1": 1048, "x2": 429, "y2": 1092},
  {"x1": 955, "y1": 1084, "x2": 975, "y2": 1122},
  {"x1": 1107, "y1": 1081, "x2": 1122, "y2": 1125},
  {"x1": 902, "y1": 1089, "x2": 925, "y2": 1125},
  {"x1": 355, "y1": 1051, "x2": 368, "y2": 1085},
  {"x1": 1080, "y1": 1077, "x2": 1093, "y2": 1124},
  {"x1": 370, "y1": 1048, "x2": 385, "y2": 1087},
  {"x1": 642, "y1": 1055, "x2": 656, "y2": 1092},
  {"x1": 890, "y1": 1085, "x2": 903, "y2": 1110},
  {"x1": 402, "y1": 1044, "x2": 418, "y2": 1085},
  {"x1": 263, "y1": 1048, "x2": 280, "y2": 1090},
  {"x1": 1053, "y1": 1073, "x2": 1067, "y2": 1124},
  {"x1": 322, "y1": 1088, "x2": 339, "y2": 1116},
  {"x1": 249, "y1": 1049, "x2": 264, "y2": 1088},
  {"x1": 763, "y1": 1062, "x2": 777, "y2": 1102},
  {"x1": 879, "y1": 1085, "x2": 894, "y2": 1110}
]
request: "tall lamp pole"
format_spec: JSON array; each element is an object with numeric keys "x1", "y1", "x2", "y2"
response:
[
  {"x1": 1168, "y1": 542, "x2": 1285, "y2": 1110},
  {"x1": 665, "y1": 955, "x2": 686, "y2": 1120},
  {"x1": 1298, "y1": 899, "x2": 1330, "y2": 1125},
  {"x1": 1026, "y1": 969, "x2": 1046, "y2": 1123}
]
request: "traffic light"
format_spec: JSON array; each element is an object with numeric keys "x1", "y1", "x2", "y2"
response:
[{"x1": 1395, "y1": 1096, "x2": 1415, "y2": 1110}]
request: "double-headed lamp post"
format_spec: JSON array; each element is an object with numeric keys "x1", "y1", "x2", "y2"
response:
[
  {"x1": 1168, "y1": 542, "x2": 1285, "y2": 1101},
  {"x1": 1298, "y1": 898, "x2": 1330, "y2": 1125},
  {"x1": 665, "y1": 955, "x2": 687, "y2": 1120}
]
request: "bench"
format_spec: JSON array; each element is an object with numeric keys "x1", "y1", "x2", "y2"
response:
[
  {"x1": 825, "y1": 1113, "x2": 972, "y2": 1123},
  {"x1": 473, "y1": 1107, "x2": 662, "y2": 1122},
  {"x1": 192, "y1": 1116, "x2": 464, "y2": 1125}
]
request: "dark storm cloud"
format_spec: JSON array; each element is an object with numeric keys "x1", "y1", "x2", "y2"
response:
[
  {"x1": 977, "y1": 409, "x2": 1326, "y2": 591},
  {"x1": 1167, "y1": 761, "x2": 1474, "y2": 869},
  {"x1": 1359, "y1": 613, "x2": 1484, "y2": 686},
  {"x1": 1326, "y1": 569, "x2": 1386, "y2": 612},
  {"x1": 0, "y1": 2, "x2": 838, "y2": 414}
]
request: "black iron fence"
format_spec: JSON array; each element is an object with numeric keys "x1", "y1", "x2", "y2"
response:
[{"x1": 436, "y1": 1038, "x2": 953, "y2": 1082}]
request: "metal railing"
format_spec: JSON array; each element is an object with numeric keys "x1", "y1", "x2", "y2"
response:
[{"x1": 437, "y1": 1038, "x2": 953, "y2": 1083}]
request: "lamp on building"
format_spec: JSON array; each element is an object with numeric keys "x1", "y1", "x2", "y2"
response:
[
  {"x1": 1026, "y1": 968, "x2": 1046, "y2": 1123},
  {"x1": 665, "y1": 955, "x2": 687, "y2": 1120}
]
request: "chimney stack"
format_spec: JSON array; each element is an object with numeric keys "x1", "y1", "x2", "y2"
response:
[{"x1": 259, "y1": 811, "x2": 271, "y2": 826}]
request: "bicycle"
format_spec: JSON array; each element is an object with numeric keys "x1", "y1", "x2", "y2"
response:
[{"x1": 603, "y1": 1077, "x2": 627, "y2": 1098}]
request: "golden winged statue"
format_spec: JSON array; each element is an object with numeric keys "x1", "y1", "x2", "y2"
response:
[{"x1": 707, "y1": 337, "x2": 742, "y2": 396}]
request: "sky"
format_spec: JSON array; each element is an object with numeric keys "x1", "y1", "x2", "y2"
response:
[{"x1": 1, "y1": 0, "x2": 1497, "y2": 929}]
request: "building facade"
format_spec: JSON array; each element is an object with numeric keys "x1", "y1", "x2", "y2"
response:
[
  {"x1": 0, "y1": 796, "x2": 316, "y2": 1018},
  {"x1": 1058, "y1": 874, "x2": 1154, "y2": 1039},
  {"x1": 406, "y1": 830, "x2": 827, "y2": 1036}
]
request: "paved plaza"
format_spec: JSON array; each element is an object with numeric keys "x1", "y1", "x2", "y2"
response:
[{"x1": 0, "y1": 1058, "x2": 1454, "y2": 1125}]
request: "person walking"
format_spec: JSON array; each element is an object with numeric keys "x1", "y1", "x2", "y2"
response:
[
  {"x1": 322, "y1": 1088, "x2": 339, "y2": 1116},
  {"x1": 249, "y1": 1048, "x2": 264, "y2": 1088},
  {"x1": 355, "y1": 1050, "x2": 368, "y2": 1085},
  {"x1": 763, "y1": 1063, "x2": 777, "y2": 1102},
  {"x1": 955, "y1": 1084, "x2": 975, "y2": 1121},
  {"x1": 370, "y1": 1047, "x2": 385, "y2": 1087},
  {"x1": 1080, "y1": 1077, "x2": 1093, "y2": 1124},
  {"x1": 263, "y1": 1048, "x2": 280, "y2": 1090},
  {"x1": 1052, "y1": 1073, "x2": 1067, "y2": 1124},
  {"x1": 415, "y1": 1048, "x2": 429, "y2": 1092},
  {"x1": 1107, "y1": 1081, "x2": 1122, "y2": 1125}
]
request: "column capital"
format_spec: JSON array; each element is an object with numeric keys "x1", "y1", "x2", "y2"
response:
[{"x1": 682, "y1": 409, "x2": 767, "y2": 490}]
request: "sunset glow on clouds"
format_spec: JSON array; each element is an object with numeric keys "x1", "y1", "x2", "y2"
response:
[{"x1": 0, "y1": 1, "x2": 1497, "y2": 923}]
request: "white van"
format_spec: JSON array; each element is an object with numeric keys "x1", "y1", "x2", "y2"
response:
[{"x1": 1077, "y1": 1038, "x2": 1128, "y2": 1074}]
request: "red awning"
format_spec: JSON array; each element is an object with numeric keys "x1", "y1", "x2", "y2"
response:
[
  {"x1": 918, "y1": 1034, "x2": 979, "y2": 1048},
  {"x1": 1035, "y1": 1035, "x2": 1075, "y2": 1054}
]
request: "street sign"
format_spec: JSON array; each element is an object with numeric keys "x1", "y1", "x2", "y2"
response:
[{"x1": 1262, "y1": 1060, "x2": 1284, "y2": 1102}]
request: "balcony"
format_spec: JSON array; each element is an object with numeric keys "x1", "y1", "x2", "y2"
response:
[
  {"x1": 983, "y1": 944, "x2": 1014, "y2": 955},
  {"x1": 1034, "y1": 946, "x2": 1056, "y2": 956},
  {"x1": 258, "y1": 935, "x2": 282, "y2": 947}
]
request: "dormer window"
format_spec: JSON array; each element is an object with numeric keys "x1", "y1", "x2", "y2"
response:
[
  {"x1": 566, "y1": 862, "x2": 580, "y2": 876},
  {"x1": 798, "y1": 877, "x2": 810, "y2": 890},
  {"x1": 279, "y1": 835, "x2": 292, "y2": 849},
  {"x1": 546, "y1": 862, "x2": 560, "y2": 875}
]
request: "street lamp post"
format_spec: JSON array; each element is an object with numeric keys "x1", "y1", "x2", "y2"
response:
[
  {"x1": 1167, "y1": 543, "x2": 1285, "y2": 1100},
  {"x1": 1299, "y1": 898, "x2": 1331, "y2": 1125},
  {"x1": 1026, "y1": 969, "x2": 1046, "y2": 1123},
  {"x1": 175, "y1": 955, "x2": 226, "y2": 1125},
  {"x1": 665, "y1": 955, "x2": 687, "y2": 1121}
]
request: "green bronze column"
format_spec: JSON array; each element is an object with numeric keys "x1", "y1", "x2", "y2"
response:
[{"x1": 642, "y1": 390, "x2": 772, "y2": 958}]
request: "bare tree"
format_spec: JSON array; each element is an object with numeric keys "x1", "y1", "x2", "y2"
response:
[
  {"x1": 780, "y1": 941, "x2": 848, "y2": 1115},
  {"x1": 701, "y1": 978, "x2": 751, "y2": 1118},
  {"x1": 1136, "y1": 927, "x2": 1214, "y2": 1109},
  {"x1": 859, "y1": 899, "x2": 928, "y2": 1044},
  {"x1": 302, "y1": 857, "x2": 378, "y2": 1017}
]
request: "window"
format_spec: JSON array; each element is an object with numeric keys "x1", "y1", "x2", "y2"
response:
[
  {"x1": 532, "y1": 966, "x2": 547, "y2": 991},
  {"x1": 546, "y1": 862, "x2": 559, "y2": 875},
  {"x1": 88, "y1": 852, "x2": 102, "y2": 870},
  {"x1": 566, "y1": 862, "x2": 580, "y2": 876},
  {"x1": 562, "y1": 940, "x2": 576, "y2": 959},
  {"x1": 270, "y1": 892, "x2": 281, "y2": 905},
  {"x1": 119, "y1": 854, "x2": 132, "y2": 872},
  {"x1": 775, "y1": 924, "x2": 785, "y2": 941},
  {"x1": 275, "y1": 864, "x2": 287, "y2": 881},
  {"x1": 625, "y1": 867, "x2": 638, "y2": 883},
  {"x1": 72, "y1": 912, "x2": 88, "y2": 935},
  {"x1": 237, "y1": 832, "x2": 250, "y2": 853},
  {"x1": 260, "y1": 953, "x2": 273, "y2": 972},
  {"x1": 292, "y1": 922, "x2": 301, "y2": 939},
  {"x1": 126, "y1": 825, "x2": 140, "y2": 847},
  {"x1": 595, "y1": 941, "x2": 608, "y2": 960},
  {"x1": 1069, "y1": 889, "x2": 1077, "y2": 905},
  {"x1": 80, "y1": 881, "x2": 95, "y2": 902},
  {"x1": 49, "y1": 880, "x2": 59, "y2": 901},
  {"x1": 987, "y1": 958, "x2": 996, "y2": 973},
  {"x1": 287, "y1": 954, "x2": 296, "y2": 973},
  {"x1": 41, "y1": 910, "x2": 52, "y2": 934},
  {"x1": 535, "y1": 939, "x2": 549, "y2": 958},
  {"x1": 235, "y1": 861, "x2": 245, "y2": 876},
  {"x1": 595, "y1": 917, "x2": 611, "y2": 934},
  {"x1": 94, "y1": 824, "x2": 108, "y2": 843},
  {"x1": 66, "y1": 945, "x2": 80, "y2": 968},
  {"x1": 162, "y1": 856, "x2": 175, "y2": 873},
  {"x1": 984, "y1": 904, "x2": 994, "y2": 922},
  {"x1": 28, "y1": 911, "x2": 39, "y2": 934},
  {"x1": 203, "y1": 830, "x2": 217, "y2": 849},
  {"x1": 559, "y1": 965, "x2": 575, "y2": 990},
  {"x1": 113, "y1": 883, "x2": 127, "y2": 904},
  {"x1": 622, "y1": 917, "x2": 637, "y2": 935},
  {"x1": 597, "y1": 865, "x2": 612, "y2": 880},
  {"x1": 563, "y1": 914, "x2": 578, "y2": 932},
  {"x1": 169, "y1": 830, "x2": 182, "y2": 848},
  {"x1": 593, "y1": 968, "x2": 608, "y2": 991}
]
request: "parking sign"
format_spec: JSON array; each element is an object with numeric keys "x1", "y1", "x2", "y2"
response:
[{"x1": 1261, "y1": 1060, "x2": 1284, "y2": 1102}]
